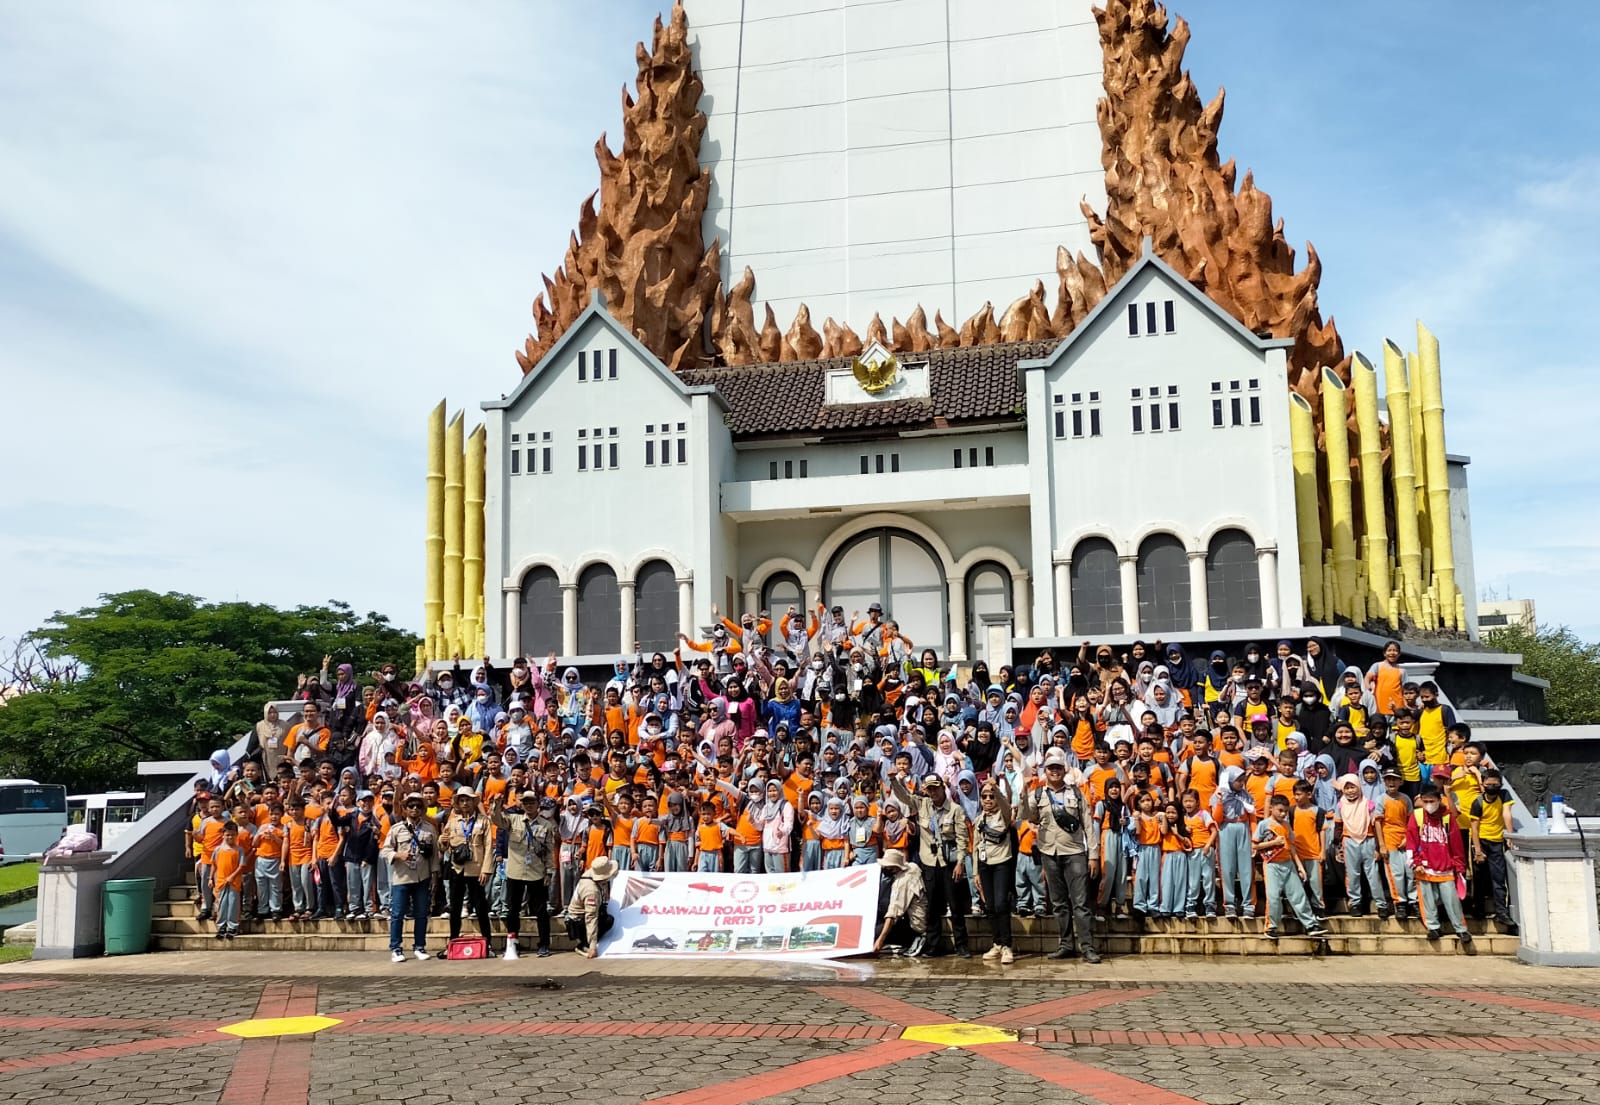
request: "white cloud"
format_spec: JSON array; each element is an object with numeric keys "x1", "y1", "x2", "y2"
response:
[{"x1": 0, "y1": 0, "x2": 663, "y2": 636}]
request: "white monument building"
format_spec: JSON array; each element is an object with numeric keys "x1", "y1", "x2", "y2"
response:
[{"x1": 482, "y1": 252, "x2": 1301, "y2": 664}]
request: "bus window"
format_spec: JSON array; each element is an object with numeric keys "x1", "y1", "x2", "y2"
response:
[{"x1": 0, "y1": 786, "x2": 67, "y2": 815}]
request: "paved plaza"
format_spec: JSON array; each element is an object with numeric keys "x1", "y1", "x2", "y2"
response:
[{"x1": 1, "y1": 955, "x2": 1598, "y2": 1104}]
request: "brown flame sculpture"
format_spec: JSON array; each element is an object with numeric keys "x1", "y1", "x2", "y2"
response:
[
  {"x1": 1087, "y1": 0, "x2": 1354, "y2": 443},
  {"x1": 516, "y1": 3, "x2": 719, "y2": 373},
  {"x1": 519, "y1": 0, "x2": 1354, "y2": 447}
]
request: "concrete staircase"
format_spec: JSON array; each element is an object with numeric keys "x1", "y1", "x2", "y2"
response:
[{"x1": 152, "y1": 877, "x2": 1519, "y2": 956}]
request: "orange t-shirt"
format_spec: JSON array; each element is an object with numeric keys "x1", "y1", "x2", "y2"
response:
[
  {"x1": 635, "y1": 818, "x2": 662, "y2": 846},
  {"x1": 1134, "y1": 813, "x2": 1162, "y2": 846},
  {"x1": 194, "y1": 817, "x2": 228, "y2": 866},
  {"x1": 883, "y1": 818, "x2": 912, "y2": 852},
  {"x1": 1086, "y1": 766, "x2": 1118, "y2": 809},
  {"x1": 213, "y1": 844, "x2": 244, "y2": 890},
  {"x1": 255, "y1": 823, "x2": 284, "y2": 861},
  {"x1": 1070, "y1": 719, "x2": 1098, "y2": 761},
  {"x1": 1257, "y1": 819, "x2": 1293, "y2": 863},
  {"x1": 612, "y1": 815, "x2": 636, "y2": 848},
  {"x1": 286, "y1": 819, "x2": 312, "y2": 865},
  {"x1": 1243, "y1": 774, "x2": 1273, "y2": 826},
  {"x1": 1184, "y1": 812, "x2": 1214, "y2": 850},
  {"x1": 695, "y1": 822, "x2": 726, "y2": 853},
  {"x1": 585, "y1": 825, "x2": 609, "y2": 866},
  {"x1": 1291, "y1": 806, "x2": 1324, "y2": 860},
  {"x1": 1160, "y1": 825, "x2": 1188, "y2": 853},
  {"x1": 1186, "y1": 757, "x2": 1220, "y2": 810},
  {"x1": 1378, "y1": 794, "x2": 1412, "y2": 851},
  {"x1": 733, "y1": 808, "x2": 763, "y2": 847}
]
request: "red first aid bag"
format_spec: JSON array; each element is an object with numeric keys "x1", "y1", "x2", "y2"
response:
[{"x1": 446, "y1": 936, "x2": 488, "y2": 960}]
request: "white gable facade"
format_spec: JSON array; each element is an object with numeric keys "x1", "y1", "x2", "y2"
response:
[
  {"x1": 480, "y1": 263, "x2": 1310, "y2": 667},
  {"x1": 1022, "y1": 256, "x2": 1302, "y2": 638}
]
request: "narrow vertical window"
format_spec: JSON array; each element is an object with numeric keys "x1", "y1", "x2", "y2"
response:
[
  {"x1": 647, "y1": 440, "x2": 656, "y2": 466},
  {"x1": 1145, "y1": 301, "x2": 1157, "y2": 335},
  {"x1": 608, "y1": 348, "x2": 617, "y2": 379},
  {"x1": 1072, "y1": 410, "x2": 1083, "y2": 438},
  {"x1": 1164, "y1": 300, "x2": 1175, "y2": 333},
  {"x1": 1127, "y1": 303, "x2": 1140, "y2": 336},
  {"x1": 1089, "y1": 409, "x2": 1101, "y2": 437},
  {"x1": 510, "y1": 449, "x2": 520, "y2": 475},
  {"x1": 1213, "y1": 399, "x2": 1224, "y2": 427},
  {"x1": 984, "y1": 446, "x2": 994, "y2": 466},
  {"x1": 1231, "y1": 397, "x2": 1243, "y2": 426},
  {"x1": 875, "y1": 454, "x2": 885, "y2": 474},
  {"x1": 577, "y1": 446, "x2": 587, "y2": 471},
  {"x1": 577, "y1": 352, "x2": 586, "y2": 381},
  {"x1": 1054, "y1": 411, "x2": 1065, "y2": 438},
  {"x1": 953, "y1": 448, "x2": 963, "y2": 469},
  {"x1": 1169, "y1": 401, "x2": 1180, "y2": 430},
  {"x1": 861, "y1": 455, "x2": 870, "y2": 474},
  {"x1": 968, "y1": 447, "x2": 978, "y2": 468},
  {"x1": 540, "y1": 447, "x2": 550, "y2": 473},
  {"x1": 768, "y1": 460, "x2": 777, "y2": 479},
  {"x1": 890, "y1": 454, "x2": 900, "y2": 473},
  {"x1": 1249, "y1": 396, "x2": 1261, "y2": 425},
  {"x1": 676, "y1": 438, "x2": 686, "y2": 464},
  {"x1": 785, "y1": 460, "x2": 794, "y2": 479},
  {"x1": 1150, "y1": 403, "x2": 1162, "y2": 432},
  {"x1": 1133, "y1": 406, "x2": 1143, "y2": 433},
  {"x1": 608, "y1": 443, "x2": 617, "y2": 469}
]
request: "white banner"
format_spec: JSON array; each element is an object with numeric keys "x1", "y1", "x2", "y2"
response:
[{"x1": 598, "y1": 864, "x2": 882, "y2": 959}]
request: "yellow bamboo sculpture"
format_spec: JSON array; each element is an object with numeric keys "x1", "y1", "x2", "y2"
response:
[
  {"x1": 1350, "y1": 353, "x2": 1389, "y2": 620},
  {"x1": 462, "y1": 425, "x2": 487, "y2": 655},
  {"x1": 1384, "y1": 342, "x2": 1423, "y2": 621},
  {"x1": 1289, "y1": 393, "x2": 1325, "y2": 623},
  {"x1": 1320, "y1": 368, "x2": 1358, "y2": 621},
  {"x1": 443, "y1": 412, "x2": 465, "y2": 655},
  {"x1": 1416, "y1": 321, "x2": 1457, "y2": 629},
  {"x1": 425, "y1": 401, "x2": 446, "y2": 662}
]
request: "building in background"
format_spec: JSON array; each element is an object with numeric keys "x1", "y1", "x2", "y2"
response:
[{"x1": 1479, "y1": 598, "x2": 1537, "y2": 638}]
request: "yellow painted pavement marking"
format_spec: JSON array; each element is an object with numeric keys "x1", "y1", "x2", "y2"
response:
[
  {"x1": 216, "y1": 1015, "x2": 343, "y2": 1038},
  {"x1": 899, "y1": 1022, "x2": 1017, "y2": 1047}
]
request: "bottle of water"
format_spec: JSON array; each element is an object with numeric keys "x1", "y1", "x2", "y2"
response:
[{"x1": 1537, "y1": 804, "x2": 1548, "y2": 834}]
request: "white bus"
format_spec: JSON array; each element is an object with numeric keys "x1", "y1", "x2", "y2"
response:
[
  {"x1": 0, "y1": 779, "x2": 69, "y2": 862},
  {"x1": 67, "y1": 792, "x2": 146, "y2": 851}
]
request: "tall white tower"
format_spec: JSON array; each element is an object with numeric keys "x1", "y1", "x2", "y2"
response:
[{"x1": 685, "y1": 0, "x2": 1107, "y2": 333}]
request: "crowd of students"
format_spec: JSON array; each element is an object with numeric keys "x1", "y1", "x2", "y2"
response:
[{"x1": 185, "y1": 609, "x2": 1518, "y2": 962}]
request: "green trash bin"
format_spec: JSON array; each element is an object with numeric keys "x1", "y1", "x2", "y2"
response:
[{"x1": 103, "y1": 878, "x2": 156, "y2": 955}]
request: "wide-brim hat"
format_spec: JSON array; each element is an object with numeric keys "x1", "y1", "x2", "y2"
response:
[
  {"x1": 880, "y1": 848, "x2": 906, "y2": 869},
  {"x1": 587, "y1": 856, "x2": 619, "y2": 882}
]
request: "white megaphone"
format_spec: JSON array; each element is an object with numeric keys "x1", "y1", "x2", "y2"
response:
[{"x1": 1549, "y1": 795, "x2": 1573, "y2": 835}]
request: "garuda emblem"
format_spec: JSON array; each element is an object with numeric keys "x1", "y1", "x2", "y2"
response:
[{"x1": 851, "y1": 346, "x2": 899, "y2": 394}]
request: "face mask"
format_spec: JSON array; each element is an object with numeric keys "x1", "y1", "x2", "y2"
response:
[
  {"x1": 1484, "y1": 786, "x2": 1502, "y2": 797},
  {"x1": 812, "y1": 660, "x2": 823, "y2": 670},
  {"x1": 646, "y1": 724, "x2": 662, "y2": 735},
  {"x1": 1246, "y1": 653, "x2": 1259, "y2": 662},
  {"x1": 439, "y1": 678, "x2": 452, "y2": 688},
  {"x1": 852, "y1": 663, "x2": 863, "y2": 672},
  {"x1": 477, "y1": 696, "x2": 488, "y2": 705}
]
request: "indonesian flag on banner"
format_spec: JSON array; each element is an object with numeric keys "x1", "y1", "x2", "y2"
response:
[{"x1": 599, "y1": 864, "x2": 881, "y2": 959}]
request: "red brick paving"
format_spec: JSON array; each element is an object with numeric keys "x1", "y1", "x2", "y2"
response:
[
  {"x1": 218, "y1": 982, "x2": 318, "y2": 1105},
  {"x1": 640, "y1": 1039, "x2": 948, "y2": 1105},
  {"x1": 1427, "y1": 989, "x2": 1600, "y2": 1023},
  {"x1": 971, "y1": 1041, "x2": 1208, "y2": 1105},
  {"x1": 988, "y1": 987, "x2": 1163, "y2": 1027}
]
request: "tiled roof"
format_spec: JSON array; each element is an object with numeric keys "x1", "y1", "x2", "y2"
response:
[{"x1": 679, "y1": 338, "x2": 1060, "y2": 438}]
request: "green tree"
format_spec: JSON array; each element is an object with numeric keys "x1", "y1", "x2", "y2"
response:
[
  {"x1": 1494, "y1": 623, "x2": 1600, "y2": 726},
  {"x1": 0, "y1": 591, "x2": 420, "y2": 791}
]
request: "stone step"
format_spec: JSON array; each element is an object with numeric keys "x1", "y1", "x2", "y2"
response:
[
  {"x1": 151, "y1": 929, "x2": 1515, "y2": 956},
  {"x1": 154, "y1": 899, "x2": 1518, "y2": 938}
]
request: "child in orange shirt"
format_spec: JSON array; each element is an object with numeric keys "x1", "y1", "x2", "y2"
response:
[
  {"x1": 285, "y1": 798, "x2": 315, "y2": 921},
  {"x1": 1252, "y1": 795, "x2": 1329, "y2": 940},
  {"x1": 1157, "y1": 801, "x2": 1192, "y2": 918},
  {"x1": 1181, "y1": 788, "x2": 1217, "y2": 920},
  {"x1": 212, "y1": 831, "x2": 245, "y2": 939},
  {"x1": 692, "y1": 804, "x2": 729, "y2": 873},
  {"x1": 1130, "y1": 792, "x2": 1163, "y2": 916},
  {"x1": 254, "y1": 803, "x2": 285, "y2": 919}
]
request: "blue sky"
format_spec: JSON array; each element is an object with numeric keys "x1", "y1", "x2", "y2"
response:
[{"x1": 2, "y1": 0, "x2": 1596, "y2": 645}]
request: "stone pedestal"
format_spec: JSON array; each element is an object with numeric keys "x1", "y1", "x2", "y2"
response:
[
  {"x1": 34, "y1": 851, "x2": 115, "y2": 960},
  {"x1": 1509, "y1": 832, "x2": 1600, "y2": 967}
]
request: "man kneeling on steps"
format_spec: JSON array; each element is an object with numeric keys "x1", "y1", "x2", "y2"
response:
[{"x1": 871, "y1": 849, "x2": 929, "y2": 956}]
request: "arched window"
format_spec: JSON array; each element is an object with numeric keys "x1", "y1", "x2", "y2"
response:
[
  {"x1": 518, "y1": 566, "x2": 562, "y2": 657},
  {"x1": 577, "y1": 563, "x2": 620, "y2": 655},
  {"x1": 965, "y1": 562, "x2": 1010, "y2": 663},
  {"x1": 1207, "y1": 529, "x2": 1261, "y2": 630},
  {"x1": 761, "y1": 572, "x2": 803, "y2": 646},
  {"x1": 1069, "y1": 537, "x2": 1122, "y2": 635},
  {"x1": 634, "y1": 560, "x2": 678, "y2": 652},
  {"x1": 822, "y1": 527, "x2": 947, "y2": 654},
  {"x1": 1136, "y1": 534, "x2": 1190, "y2": 633}
]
